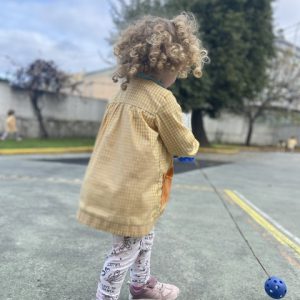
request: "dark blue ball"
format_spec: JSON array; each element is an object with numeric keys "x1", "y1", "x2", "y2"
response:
[{"x1": 264, "y1": 276, "x2": 287, "y2": 299}]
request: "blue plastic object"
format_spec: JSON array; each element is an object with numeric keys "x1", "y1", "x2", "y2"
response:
[
  {"x1": 176, "y1": 157, "x2": 195, "y2": 163},
  {"x1": 264, "y1": 276, "x2": 287, "y2": 299}
]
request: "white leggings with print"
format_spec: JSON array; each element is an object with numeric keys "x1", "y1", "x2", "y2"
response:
[{"x1": 96, "y1": 229, "x2": 155, "y2": 300}]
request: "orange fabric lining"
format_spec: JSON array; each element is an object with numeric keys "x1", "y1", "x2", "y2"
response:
[{"x1": 161, "y1": 166, "x2": 174, "y2": 206}]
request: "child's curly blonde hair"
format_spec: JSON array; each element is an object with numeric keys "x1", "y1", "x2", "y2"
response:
[{"x1": 112, "y1": 12, "x2": 209, "y2": 90}]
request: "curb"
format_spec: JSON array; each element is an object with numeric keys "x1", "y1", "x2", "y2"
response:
[
  {"x1": 0, "y1": 146, "x2": 94, "y2": 155},
  {"x1": 2, "y1": 146, "x2": 293, "y2": 156},
  {"x1": 0, "y1": 146, "x2": 239, "y2": 156},
  {"x1": 198, "y1": 148, "x2": 240, "y2": 154}
]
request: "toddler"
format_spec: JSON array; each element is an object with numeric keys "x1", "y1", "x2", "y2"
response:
[
  {"x1": 1, "y1": 109, "x2": 22, "y2": 141},
  {"x1": 77, "y1": 12, "x2": 208, "y2": 300}
]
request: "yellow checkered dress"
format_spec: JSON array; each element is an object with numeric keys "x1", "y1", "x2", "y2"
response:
[{"x1": 77, "y1": 78, "x2": 199, "y2": 237}]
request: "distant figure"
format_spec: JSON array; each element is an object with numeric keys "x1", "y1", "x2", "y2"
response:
[
  {"x1": 277, "y1": 140, "x2": 286, "y2": 152},
  {"x1": 0, "y1": 109, "x2": 22, "y2": 141},
  {"x1": 286, "y1": 136, "x2": 298, "y2": 152}
]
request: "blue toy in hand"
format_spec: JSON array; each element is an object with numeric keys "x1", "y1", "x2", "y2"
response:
[{"x1": 174, "y1": 156, "x2": 195, "y2": 163}]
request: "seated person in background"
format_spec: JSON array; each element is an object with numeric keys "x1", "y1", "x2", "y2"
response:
[{"x1": 286, "y1": 136, "x2": 298, "y2": 152}]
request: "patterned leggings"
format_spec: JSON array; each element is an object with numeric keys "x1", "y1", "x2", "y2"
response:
[{"x1": 96, "y1": 229, "x2": 155, "y2": 300}]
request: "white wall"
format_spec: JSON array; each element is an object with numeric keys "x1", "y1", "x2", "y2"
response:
[
  {"x1": 0, "y1": 80, "x2": 108, "y2": 138},
  {"x1": 1, "y1": 79, "x2": 299, "y2": 144},
  {"x1": 182, "y1": 111, "x2": 300, "y2": 146}
]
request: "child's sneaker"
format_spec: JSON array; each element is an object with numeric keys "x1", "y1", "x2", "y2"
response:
[{"x1": 128, "y1": 276, "x2": 180, "y2": 300}]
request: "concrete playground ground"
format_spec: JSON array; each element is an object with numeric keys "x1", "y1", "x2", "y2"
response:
[{"x1": 0, "y1": 150, "x2": 300, "y2": 300}]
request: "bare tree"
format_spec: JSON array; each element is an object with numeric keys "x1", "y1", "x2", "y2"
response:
[
  {"x1": 11, "y1": 59, "x2": 81, "y2": 138},
  {"x1": 242, "y1": 46, "x2": 300, "y2": 145}
]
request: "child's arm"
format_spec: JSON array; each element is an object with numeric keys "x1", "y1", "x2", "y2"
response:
[{"x1": 156, "y1": 94, "x2": 200, "y2": 157}]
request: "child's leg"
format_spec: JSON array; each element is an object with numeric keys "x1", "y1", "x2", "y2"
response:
[
  {"x1": 128, "y1": 229, "x2": 180, "y2": 299},
  {"x1": 129, "y1": 230, "x2": 155, "y2": 287},
  {"x1": 127, "y1": 230, "x2": 180, "y2": 299},
  {"x1": 0, "y1": 131, "x2": 8, "y2": 140},
  {"x1": 13, "y1": 131, "x2": 22, "y2": 141},
  {"x1": 96, "y1": 235, "x2": 143, "y2": 300}
]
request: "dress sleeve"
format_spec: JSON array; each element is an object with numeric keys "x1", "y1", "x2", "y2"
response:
[{"x1": 155, "y1": 94, "x2": 200, "y2": 156}]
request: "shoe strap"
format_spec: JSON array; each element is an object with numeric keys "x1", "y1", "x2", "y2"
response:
[{"x1": 146, "y1": 276, "x2": 158, "y2": 288}]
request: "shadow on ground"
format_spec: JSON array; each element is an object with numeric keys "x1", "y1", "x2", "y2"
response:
[{"x1": 29, "y1": 157, "x2": 229, "y2": 174}]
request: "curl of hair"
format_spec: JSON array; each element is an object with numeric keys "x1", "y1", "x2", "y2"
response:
[{"x1": 112, "y1": 12, "x2": 209, "y2": 90}]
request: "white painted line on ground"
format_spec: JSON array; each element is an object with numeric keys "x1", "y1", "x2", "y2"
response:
[{"x1": 234, "y1": 190, "x2": 300, "y2": 246}]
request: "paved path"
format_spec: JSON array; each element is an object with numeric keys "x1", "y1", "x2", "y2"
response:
[{"x1": 0, "y1": 152, "x2": 299, "y2": 300}]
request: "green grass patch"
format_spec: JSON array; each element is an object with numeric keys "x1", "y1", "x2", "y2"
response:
[{"x1": 0, "y1": 137, "x2": 95, "y2": 149}]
